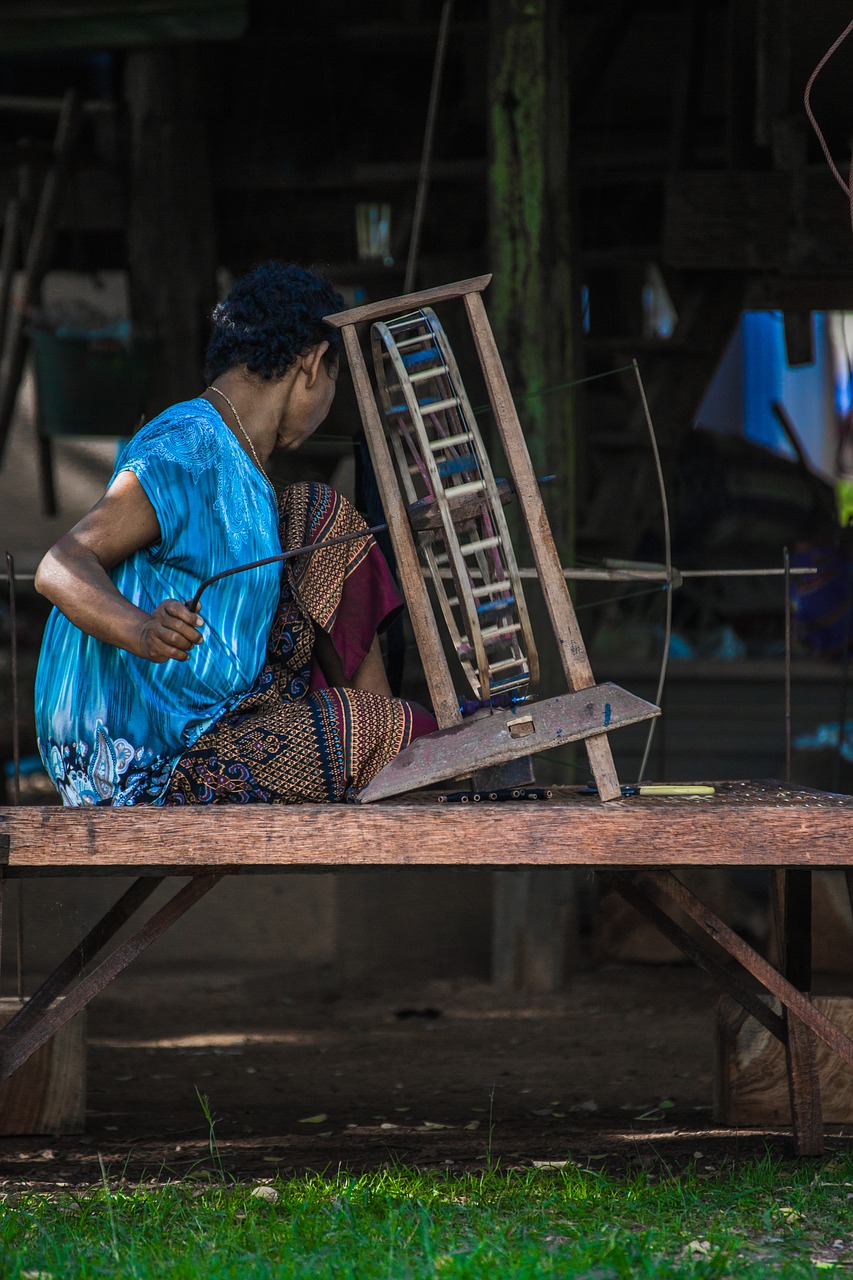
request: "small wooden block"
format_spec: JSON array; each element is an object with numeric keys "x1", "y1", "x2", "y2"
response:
[
  {"x1": 0, "y1": 997, "x2": 85, "y2": 1134},
  {"x1": 715, "y1": 994, "x2": 853, "y2": 1126}
]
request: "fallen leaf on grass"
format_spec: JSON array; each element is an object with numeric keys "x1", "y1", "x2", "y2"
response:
[
  {"x1": 531, "y1": 1160, "x2": 572, "y2": 1170},
  {"x1": 22, "y1": 1272, "x2": 55, "y2": 1279},
  {"x1": 684, "y1": 1240, "x2": 712, "y2": 1256},
  {"x1": 298, "y1": 1113, "x2": 329, "y2": 1124},
  {"x1": 463, "y1": 1120, "x2": 480, "y2": 1131}
]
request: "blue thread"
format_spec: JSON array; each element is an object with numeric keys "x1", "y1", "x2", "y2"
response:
[
  {"x1": 604, "y1": 703, "x2": 612, "y2": 726},
  {"x1": 402, "y1": 346, "x2": 439, "y2": 367},
  {"x1": 437, "y1": 454, "x2": 477, "y2": 477},
  {"x1": 476, "y1": 595, "x2": 515, "y2": 615}
]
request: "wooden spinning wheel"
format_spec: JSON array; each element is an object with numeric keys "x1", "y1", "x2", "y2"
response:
[
  {"x1": 325, "y1": 275, "x2": 659, "y2": 803},
  {"x1": 371, "y1": 306, "x2": 537, "y2": 701}
]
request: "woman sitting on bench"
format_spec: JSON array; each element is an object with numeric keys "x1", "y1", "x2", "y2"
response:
[{"x1": 33, "y1": 261, "x2": 435, "y2": 807}]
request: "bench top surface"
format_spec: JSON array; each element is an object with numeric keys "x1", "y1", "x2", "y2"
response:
[{"x1": 0, "y1": 781, "x2": 850, "y2": 873}]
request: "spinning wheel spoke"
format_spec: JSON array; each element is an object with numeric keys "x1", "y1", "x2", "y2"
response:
[{"x1": 371, "y1": 307, "x2": 538, "y2": 699}]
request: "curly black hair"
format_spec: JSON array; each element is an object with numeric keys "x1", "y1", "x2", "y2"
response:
[{"x1": 203, "y1": 261, "x2": 345, "y2": 384}]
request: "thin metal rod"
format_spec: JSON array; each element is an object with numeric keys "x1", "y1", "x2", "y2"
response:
[
  {"x1": 520, "y1": 566, "x2": 816, "y2": 583},
  {"x1": 404, "y1": 0, "x2": 454, "y2": 293},
  {"x1": 186, "y1": 475, "x2": 558, "y2": 611},
  {"x1": 186, "y1": 523, "x2": 387, "y2": 612},
  {"x1": 5, "y1": 552, "x2": 19, "y2": 806},
  {"x1": 632, "y1": 360, "x2": 671, "y2": 784},
  {"x1": 784, "y1": 545, "x2": 792, "y2": 784}
]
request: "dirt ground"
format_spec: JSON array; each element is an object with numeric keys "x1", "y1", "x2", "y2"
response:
[{"x1": 1, "y1": 964, "x2": 850, "y2": 1190}]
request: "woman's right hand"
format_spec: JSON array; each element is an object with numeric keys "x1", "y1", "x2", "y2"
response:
[
  {"x1": 36, "y1": 472, "x2": 208, "y2": 662},
  {"x1": 137, "y1": 600, "x2": 204, "y2": 662}
]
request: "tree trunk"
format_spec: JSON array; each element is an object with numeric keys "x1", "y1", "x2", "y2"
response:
[{"x1": 488, "y1": 0, "x2": 576, "y2": 557}]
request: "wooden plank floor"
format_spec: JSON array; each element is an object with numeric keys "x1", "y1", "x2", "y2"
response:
[{"x1": 1, "y1": 782, "x2": 851, "y2": 874}]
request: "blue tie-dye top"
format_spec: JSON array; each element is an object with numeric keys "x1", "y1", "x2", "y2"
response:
[{"x1": 35, "y1": 398, "x2": 282, "y2": 806}]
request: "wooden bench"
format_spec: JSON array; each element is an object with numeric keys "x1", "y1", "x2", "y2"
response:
[{"x1": 0, "y1": 779, "x2": 851, "y2": 1156}]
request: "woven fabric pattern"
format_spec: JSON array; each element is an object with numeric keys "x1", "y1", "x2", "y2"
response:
[{"x1": 165, "y1": 482, "x2": 417, "y2": 804}]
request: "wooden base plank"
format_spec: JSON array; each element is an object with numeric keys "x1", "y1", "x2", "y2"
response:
[{"x1": 358, "y1": 684, "x2": 658, "y2": 802}]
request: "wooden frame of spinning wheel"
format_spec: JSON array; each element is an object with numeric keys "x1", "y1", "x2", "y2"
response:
[
  {"x1": 371, "y1": 305, "x2": 538, "y2": 700},
  {"x1": 325, "y1": 274, "x2": 626, "y2": 802}
]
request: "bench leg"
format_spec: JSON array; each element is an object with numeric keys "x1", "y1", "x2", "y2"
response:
[
  {"x1": 492, "y1": 869, "x2": 576, "y2": 992},
  {"x1": 0, "y1": 873, "x2": 223, "y2": 1081},
  {"x1": 773, "y1": 868, "x2": 823, "y2": 1156},
  {"x1": 604, "y1": 868, "x2": 845, "y2": 1156}
]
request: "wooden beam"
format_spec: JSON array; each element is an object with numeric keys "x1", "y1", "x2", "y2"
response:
[
  {"x1": 324, "y1": 275, "x2": 492, "y2": 329},
  {"x1": 5, "y1": 783, "x2": 853, "y2": 871}
]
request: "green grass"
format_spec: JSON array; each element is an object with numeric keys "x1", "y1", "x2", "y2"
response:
[{"x1": 2, "y1": 1156, "x2": 853, "y2": 1278}]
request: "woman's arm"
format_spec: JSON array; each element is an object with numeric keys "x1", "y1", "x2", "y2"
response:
[{"x1": 34, "y1": 470, "x2": 204, "y2": 663}]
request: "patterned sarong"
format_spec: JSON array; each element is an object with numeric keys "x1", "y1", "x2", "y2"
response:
[{"x1": 164, "y1": 483, "x2": 434, "y2": 804}]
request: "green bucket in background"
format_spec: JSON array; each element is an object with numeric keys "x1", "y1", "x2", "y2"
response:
[{"x1": 31, "y1": 328, "x2": 159, "y2": 437}]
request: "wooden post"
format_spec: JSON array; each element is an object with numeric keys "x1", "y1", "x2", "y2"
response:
[
  {"x1": 0, "y1": 91, "x2": 82, "y2": 469},
  {"x1": 125, "y1": 46, "x2": 217, "y2": 416},
  {"x1": 488, "y1": 0, "x2": 576, "y2": 557},
  {"x1": 772, "y1": 867, "x2": 823, "y2": 1155},
  {"x1": 492, "y1": 869, "x2": 576, "y2": 991}
]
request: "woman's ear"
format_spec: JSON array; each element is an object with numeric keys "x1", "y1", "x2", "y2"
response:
[{"x1": 302, "y1": 341, "x2": 330, "y2": 387}]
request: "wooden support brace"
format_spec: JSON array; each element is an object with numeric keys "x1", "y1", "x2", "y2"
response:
[
  {"x1": 599, "y1": 870, "x2": 785, "y2": 1042},
  {"x1": 639, "y1": 870, "x2": 853, "y2": 1068},
  {"x1": 0, "y1": 873, "x2": 222, "y2": 1081},
  {"x1": 0, "y1": 875, "x2": 164, "y2": 1042}
]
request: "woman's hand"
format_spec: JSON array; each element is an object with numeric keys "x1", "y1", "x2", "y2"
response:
[
  {"x1": 36, "y1": 471, "x2": 207, "y2": 662},
  {"x1": 137, "y1": 600, "x2": 204, "y2": 663}
]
